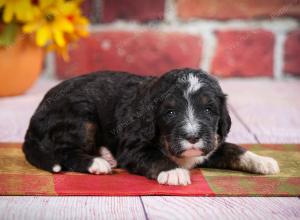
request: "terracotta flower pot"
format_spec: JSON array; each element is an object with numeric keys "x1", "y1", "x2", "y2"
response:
[{"x1": 0, "y1": 34, "x2": 45, "y2": 96}]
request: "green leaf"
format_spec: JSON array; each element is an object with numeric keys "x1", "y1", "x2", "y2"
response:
[{"x1": 0, "y1": 22, "x2": 19, "y2": 47}]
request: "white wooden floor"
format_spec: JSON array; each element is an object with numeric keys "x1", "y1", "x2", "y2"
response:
[{"x1": 0, "y1": 77, "x2": 300, "y2": 220}]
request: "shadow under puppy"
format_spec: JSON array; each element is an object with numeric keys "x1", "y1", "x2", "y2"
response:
[{"x1": 23, "y1": 68, "x2": 279, "y2": 186}]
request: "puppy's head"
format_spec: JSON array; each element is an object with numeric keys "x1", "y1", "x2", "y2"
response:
[{"x1": 153, "y1": 68, "x2": 231, "y2": 158}]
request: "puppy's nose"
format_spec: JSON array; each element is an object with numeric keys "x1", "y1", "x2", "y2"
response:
[{"x1": 186, "y1": 135, "x2": 199, "y2": 144}]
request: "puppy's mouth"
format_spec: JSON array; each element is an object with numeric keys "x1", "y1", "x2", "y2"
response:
[
  {"x1": 163, "y1": 136, "x2": 205, "y2": 158},
  {"x1": 178, "y1": 138, "x2": 205, "y2": 157},
  {"x1": 180, "y1": 148, "x2": 203, "y2": 157}
]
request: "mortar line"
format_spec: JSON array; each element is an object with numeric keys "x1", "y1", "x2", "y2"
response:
[
  {"x1": 89, "y1": 18, "x2": 299, "y2": 33},
  {"x1": 200, "y1": 30, "x2": 217, "y2": 72},
  {"x1": 164, "y1": 0, "x2": 177, "y2": 23},
  {"x1": 273, "y1": 32, "x2": 286, "y2": 80}
]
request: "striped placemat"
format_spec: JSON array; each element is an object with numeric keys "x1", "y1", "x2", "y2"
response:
[{"x1": 0, "y1": 143, "x2": 299, "y2": 196}]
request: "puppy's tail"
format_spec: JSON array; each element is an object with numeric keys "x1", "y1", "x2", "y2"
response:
[{"x1": 23, "y1": 138, "x2": 61, "y2": 173}]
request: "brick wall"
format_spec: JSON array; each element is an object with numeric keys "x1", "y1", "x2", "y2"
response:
[{"x1": 53, "y1": 0, "x2": 300, "y2": 79}]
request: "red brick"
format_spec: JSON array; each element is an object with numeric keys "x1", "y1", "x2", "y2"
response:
[
  {"x1": 177, "y1": 0, "x2": 300, "y2": 20},
  {"x1": 284, "y1": 30, "x2": 300, "y2": 75},
  {"x1": 102, "y1": 0, "x2": 165, "y2": 22},
  {"x1": 211, "y1": 30, "x2": 274, "y2": 77},
  {"x1": 56, "y1": 31, "x2": 202, "y2": 78}
]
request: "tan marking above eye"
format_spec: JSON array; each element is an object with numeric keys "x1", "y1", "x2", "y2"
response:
[
  {"x1": 200, "y1": 95, "x2": 209, "y2": 104},
  {"x1": 163, "y1": 99, "x2": 176, "y2": 108}
]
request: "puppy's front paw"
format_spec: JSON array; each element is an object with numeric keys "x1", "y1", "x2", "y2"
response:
[
  {"x1": 157, "y1": 168, "x2": 191, "y2": 186},
  {"x1": 240, "y1": 151, "x2": 280, "y2": 175},
  {"x1": 88, "y1": 157, "x2": 112, "y2": 174},
  {"x1": 255, "y1": 156, "x2": 280, "y2": 175}
]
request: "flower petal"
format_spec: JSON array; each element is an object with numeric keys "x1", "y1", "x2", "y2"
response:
[
  {"x1": 53, "y1": 30, "x2": 65, "y2": 47},
  {"x1": 3, "y1": 3, "x2": 14, "y2": 23},
  {"x1": 56, "y1": 18, "x2": 74, "y2": 33},
  {"x1": 40, "y1": 0, "x2": 56, "y2": 10},
  {"x1": 23, "y1": 22, "x2": 40, "y2": 33},
  {"x1": 59, "y1": 2, "x2": 79, "y2": 15},
  {"x1": 0, "y1": 0, "x2": 5, "y2": 7},
  {"x1": 15, "y1": 0, "x2": 27, "y2": 20},
  {"x1": 36, "y1": 26, "x2": 51, "y2": 46}
]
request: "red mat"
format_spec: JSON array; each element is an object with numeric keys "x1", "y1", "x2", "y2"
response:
[{"x1": 0, "y1": 143, "x2": 299, "y2": 196}]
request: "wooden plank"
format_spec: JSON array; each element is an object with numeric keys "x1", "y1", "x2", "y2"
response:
[
  {"x1": 226, "y1": 107, "x2": 257, "y2": 144},
  {"x1": 0, "y1": 196, "x2": 146, "y2": 220},
  {"x1": 141, "y1": 197, "x2": 300, "y2": 220},
  {"x1": 220, "y1": 79, "x2": 300, "y2": 143}
]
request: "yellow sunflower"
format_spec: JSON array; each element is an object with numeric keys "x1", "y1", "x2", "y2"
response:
[
  {"x1": 23, "y1": 0, "x2": 78, "y2": 47},
  {"x1": 0, "y1": 0, "x2": 35, "y2": 23}
]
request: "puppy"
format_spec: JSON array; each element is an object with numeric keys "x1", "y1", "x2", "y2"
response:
[{"x1": 23, "y1": 68, "x2": 279, "y2": 185}]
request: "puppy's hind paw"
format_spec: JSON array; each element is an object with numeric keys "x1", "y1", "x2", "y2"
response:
[
  {"x1": 88, "y1": 157, "x2": 112, "y2": 175},
  {"x1": 157, "y1": 168, "x2": 191, "y2": 186}
]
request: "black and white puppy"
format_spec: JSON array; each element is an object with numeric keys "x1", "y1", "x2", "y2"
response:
[{"x1": 23, "y1": 68, "x2": 279, "y2": 185}]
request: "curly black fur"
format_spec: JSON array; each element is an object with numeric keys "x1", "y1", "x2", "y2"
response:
[{"x1": 23, "y1": 68, "x2": 253, "y2": 180}]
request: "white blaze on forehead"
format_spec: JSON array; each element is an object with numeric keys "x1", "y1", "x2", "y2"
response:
[
  {"x1": 187, "y1": 74, "x2": 202, "y2": 94},
  {"x1": 183, "y1": 74, "x2": 202, "y2": 135}
]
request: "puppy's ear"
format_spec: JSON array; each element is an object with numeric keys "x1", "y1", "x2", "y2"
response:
[{"x1": 217, "y1": 94, "x2": 231, "y2": 143}]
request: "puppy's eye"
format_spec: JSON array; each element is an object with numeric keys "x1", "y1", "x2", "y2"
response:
[
  {"x1": 165, "y1": 110, "x2": 176, "y2": 117},
  {"x1": 204, "y1": 108, "x2": 212, "y2": 114}
]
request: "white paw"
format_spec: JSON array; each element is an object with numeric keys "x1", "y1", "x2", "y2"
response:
[
  {"x1": 52, "y1": 164, "x2": 62, "y2": 173},
  {"x1": 240, "y1": 151, "x2": 280, "y2": 175},
  {"x1": 157, "y1": 168, "x2": 191, "y2": 186},
  {"x1": 88, "y1": 157, "x2": 112, "y2": 174},
  {"x1": 99, "y1": 146, "x2": 117, "y2": 168},
  {"x1": 254, "y1": 156, "x2": 280, "y2": 175}
]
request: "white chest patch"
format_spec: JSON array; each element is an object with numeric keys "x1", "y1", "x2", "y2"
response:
[
  {"x1": 171, "y1": 148, "x2": 217, "y2": 169},
  {"x1": 172, "y1": 156, "x2": 206, "y2": 169}
]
